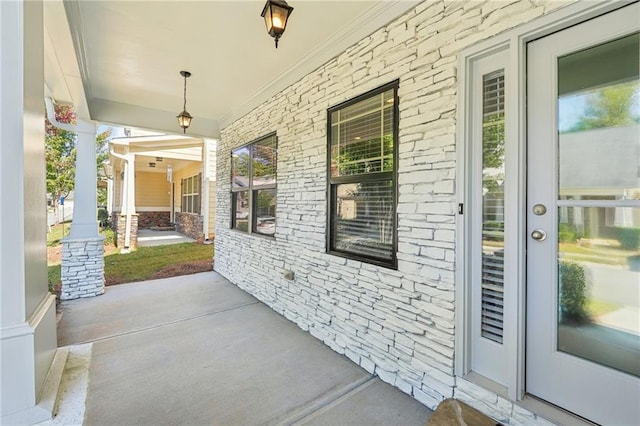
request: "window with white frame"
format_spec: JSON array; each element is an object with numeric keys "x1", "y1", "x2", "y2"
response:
[
  {"x1": 181, "y1": 174, "x2": 201, "y2": 214},
  {"x1": 467, "y1": 50, "x2": 509, "y2": 386},
  {"x1": 231, "y1": 133, "x2": 277, "y2": 235},
  {"x1": 327, "y1": 81, "x2": 398, "y2": 268}
]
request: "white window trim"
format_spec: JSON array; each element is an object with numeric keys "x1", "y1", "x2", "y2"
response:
[
  {"x1": 469, "y1": 49, "x2": 510, "y2": 386},
  {"x1": 455, "y1": 0, "x2": 631, "y2": 403},
  {"x1": 181, "y1": 174, "x2": 201, "y2": 215}
]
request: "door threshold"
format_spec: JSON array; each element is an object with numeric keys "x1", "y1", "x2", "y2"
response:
[{"x1": 517, "y1": 395, "x2": 597, "y2": 426}]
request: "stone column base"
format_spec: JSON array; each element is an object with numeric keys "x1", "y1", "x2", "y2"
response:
[
  {"x1": 175, "y1": 212, "x2": 204, "y2": 241},
  {"x1": 116, "y1": 214, "x2": 138, "y2": 249},
  {"x1": 61, "y1": 236, "x2": 105, "y2": 300}
]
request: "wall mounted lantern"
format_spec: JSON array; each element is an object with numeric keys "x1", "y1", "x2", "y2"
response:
[
  {"x1": 176, "y1": 70, "x2": 193, "y2": 133},
  {"x1": 261, "y1": 0, "x2": 294, "y2": 48}
]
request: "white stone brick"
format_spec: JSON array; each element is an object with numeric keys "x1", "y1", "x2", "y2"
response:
[
  {"x1": 413, "y1": 388, "x2": 442, "y2": 410},
  {"x1": 384, "y1": 315, "x2": 425, "y2": 335},
  {"x1": 396, "y1": 378, "x2": 413, "y2": 396},
  {"x1": 376, "y1": 368, "x2": 397, "y2": 386},
  {"x1": 215, "y1": 1, "x2": 565, "y2": 423},
  {"x1": 360, "y1": 356, "x2": 376, "y2": 374}
]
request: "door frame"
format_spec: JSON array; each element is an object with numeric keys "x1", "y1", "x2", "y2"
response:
[
  {"x1": 455, "y1": 0, "x2": 635, "y2": 406},
  {"x1": 526, "y1": 14, "x2": 639, "y2": 424}
]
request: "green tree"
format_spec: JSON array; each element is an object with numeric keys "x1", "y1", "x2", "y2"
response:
[
  {"x1": 482, "y1": 112, "x2": 505, "y2": 195},
  {"x1": 46, "y1": 104, "x2": 114, "y2": 222},
  {"x1": 570, "y1": 81, "x2": 640, "y2": 132},
  {"x1": 333, "y1": 135, "x2": 395, "y2": 250},
  {"x1": 46, "y1": 104, "x2": 76, "y2": 224},
  {"x1": 96, "y1": 127, "x2": 112, "y2": 207},
  {"x1": 482, "y1": 113, "x2": 505, "y2": 168},
  {"x1": 231, "y1": 149, "x2": 250, "y2": 185},
  {"x1": 252, "y1": 141, "x2": 276, "y2": 180}
]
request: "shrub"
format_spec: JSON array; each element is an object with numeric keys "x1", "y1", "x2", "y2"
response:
[
  {"x1": 483, "y1": 221, "x2": 503, "y2": 231},
  {"x1": 558, "y1": 223, "x2": 577, "y2": 243},
  {"x1": 98, "y1": 208, "x2": 110, "y2": 228},
  {"x1": 101, "y1": 228, "x2": 116, "y2": 246},
  {"x1": 559, "y1": 261, "x2": 591, "y2": 324},
  {"x1": 615, "y1": 227, "x2": 640, "y2": 250}
]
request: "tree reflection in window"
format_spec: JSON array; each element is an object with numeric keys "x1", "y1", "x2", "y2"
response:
[{"x1": 328, "y1": 82, "x2": 398, "y2": 267}]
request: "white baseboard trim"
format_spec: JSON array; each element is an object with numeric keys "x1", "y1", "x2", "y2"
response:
[
  {"x1": 37, "y1": 347, "x2": 70, "y2": 419},
  {"x1": 1, "y1": 294, "x2": 58, "y2": 425}
]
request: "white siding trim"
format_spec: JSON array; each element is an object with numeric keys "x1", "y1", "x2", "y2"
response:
[{"x1": 455, "y1": 0, "x2": 632, "y2": 404}]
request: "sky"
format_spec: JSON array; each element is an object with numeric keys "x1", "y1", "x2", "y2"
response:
[{"x1": 558, "y1": 82, "x2": 640, "y2": 133}]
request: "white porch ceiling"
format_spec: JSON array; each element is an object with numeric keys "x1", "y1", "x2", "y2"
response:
[{"x1": 45, "y1": 0, "x2": 420, "y2": 138}]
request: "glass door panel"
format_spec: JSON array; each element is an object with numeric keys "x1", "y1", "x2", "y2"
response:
[
  {"x1": 557, "y1": 33, "x2": 640, "y2": 378},
  {"x1": 558, "y1": 206, "x2": 640, "y2": 377}
]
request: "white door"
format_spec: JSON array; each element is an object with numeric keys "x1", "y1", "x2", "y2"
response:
[{"x1": 527, "y1": 4, "x2": 640, "y2": 424}]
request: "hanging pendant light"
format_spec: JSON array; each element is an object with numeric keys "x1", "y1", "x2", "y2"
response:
[
  {"x1": 177, "y1": 70, "x2": 193, "y2": 133},
  {"x1": 261, "y1": 0, "x2": 294, "y2": 48}
]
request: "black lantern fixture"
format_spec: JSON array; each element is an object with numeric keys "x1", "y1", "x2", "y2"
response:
[
  {"x1": 176, "y1": 70, "x2": 193, "y2": 133},
  {"x1": 261, "y1": 0, "x2": 294, "y2": 48}
]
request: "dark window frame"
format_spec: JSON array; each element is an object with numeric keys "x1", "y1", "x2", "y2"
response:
[
  {"x1": 231, "y1": 132, "x2": 277, "y2": 236},
  {"x1": 326, "y1": 80, "x2": 399, "y2": 269}
]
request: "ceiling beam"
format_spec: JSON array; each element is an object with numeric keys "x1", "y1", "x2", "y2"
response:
[{"x1": 90, "y1": 98, "x2": 220, "y2": 138}]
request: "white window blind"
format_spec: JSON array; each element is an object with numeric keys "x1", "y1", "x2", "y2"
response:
[
  {"x1": 481, "y1": 70, "x2": 505, "y2": 344},
  {"x1": 327, "y1": 83, "x2": 398, "y2": 267}
]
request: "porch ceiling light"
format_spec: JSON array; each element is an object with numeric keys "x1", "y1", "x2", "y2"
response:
[
  {"x1": 176, "y1": 70, "x2": 193, "y2": 133},
  {"x1": 261, "y1": 0, "x2": 293, "y2": 48}
]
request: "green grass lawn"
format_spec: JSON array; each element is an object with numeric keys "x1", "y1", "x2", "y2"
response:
[
  {"x1": 48, "y1": 242, "x2": 213, "y2": 288},
  {"x1": 588, "y1": 299, "x2": 621, "y2": 318},
  {"x1": 47, "y1": 221, "x2": 70, "y2": 246},
  {"x1": 559, "y1": 242, "x2": 638, "y2": 266},
  {"x1": 48, "y1": 265, "x2": 62, "y2": 290}
]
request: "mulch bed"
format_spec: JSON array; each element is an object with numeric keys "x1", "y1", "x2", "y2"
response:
[{"x1": 150, "y1": 259, "x2": 213, "y2": 280}]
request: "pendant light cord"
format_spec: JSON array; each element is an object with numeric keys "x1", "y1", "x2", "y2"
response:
[{"x1": 183, "y1": 75, "x2": 188, "y2": 111}]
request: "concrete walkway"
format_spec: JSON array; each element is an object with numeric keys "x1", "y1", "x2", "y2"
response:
[
  {"x1": 55, "y1": 272, "x2": 432, "y2": 425},
  {"x1": 137, "y1": 229, "x2": 195, "y2": 247}
]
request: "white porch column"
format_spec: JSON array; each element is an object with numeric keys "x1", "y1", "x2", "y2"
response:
[
  {"x1": 1, "y1": 0, "x2": 60, "y2": 423},
  {"x1": 120, "y1": 149, "x2": 138, "y2": 251},
  {"x1": 112, "y1": 147, "x2": 138, "y2": 250},
  {"x1": 60, "y1": 119, "x2": 105, "y2": 299},
  {"x1": 106, "y1": 174, "x2": 114, "y2": 216},
  {"x1": 70, "y1": 120, "x2": 100, "y2": 238},
  {"x1": 125, "y1": 150, "x2": 137, "y2": 216},
  {"x1": 202, "y1": 141, "x2": 209, "y2": 240}
]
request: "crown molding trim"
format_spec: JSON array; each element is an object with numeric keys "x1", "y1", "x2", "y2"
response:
[{"x1": 219, "y1": 0, "x2": 422, "y2": 128}]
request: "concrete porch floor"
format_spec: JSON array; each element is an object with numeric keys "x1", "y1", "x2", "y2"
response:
[
  {"x1": 136, "y1": 229, "x2": 196, "y2": 247},
  {"x1": 53, "y1": 272, "x2": 433, "y2": 425}
]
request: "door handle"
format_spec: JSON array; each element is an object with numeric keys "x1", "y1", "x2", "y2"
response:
[{"x1": 531, "y1": 229, "x2": 547, "y2": 241}]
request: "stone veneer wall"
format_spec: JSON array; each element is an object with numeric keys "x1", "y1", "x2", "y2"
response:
[
  {"x1": 110, "y1": 211, "x2": 118, "y2": 231},
  {"x1": 138, "y1": 211, "x2": 171, "y2": 228},
  {"x1": 175, "y1": 212, "x2": 203, "y2": 241},
  {"x1": 215, "y1": 1, "x2": 569, "y2": 424},
  {"x1": 116, "y1": 214, "x2": 138, "y2": 249},
  {"x1": 60, "y1": 236, "x2": 105, "y2": 300}
]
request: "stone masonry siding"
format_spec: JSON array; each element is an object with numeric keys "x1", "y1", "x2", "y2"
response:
[
  {"x1": 110, "y1": 211, "x2": 118, "y2": 231},
  {"x1": 61, "y1": 236, "x2": 105, "y2": 300},
  {"x1": 116, "y1": 214, "x2": 138, "y2": 249},
  {"x1": 216, "y1": 1, "x2": 569, "y2": 424},
  {"x1": 138, "y1": 211, "x2": 171, "y2": 228},
  {"x1": 176, "y1": 212, "x2": 203, "y2": 241}
]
